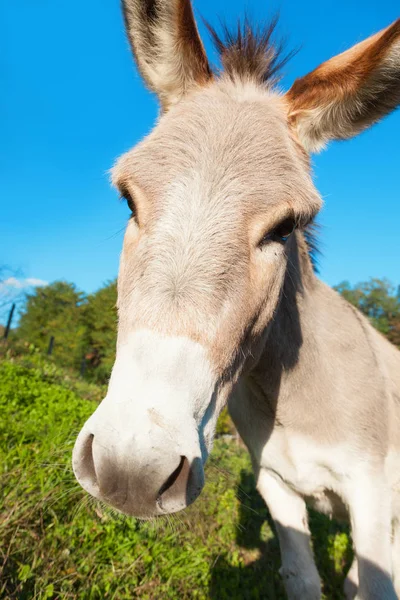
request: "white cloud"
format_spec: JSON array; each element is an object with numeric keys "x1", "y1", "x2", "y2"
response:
[
  {"x1": 2, "y1": 277, "x2": 49, "y2": 289},
  {"x1": 25, "y1": 278, "x2": 49, "y2": 287},
  {"x1": 2, "y1": 277, "x2": 23, "y2": 288}
]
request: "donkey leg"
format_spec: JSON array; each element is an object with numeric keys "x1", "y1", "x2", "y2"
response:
[
  {"x1": 392, "y1": 516, "x2": 400, "y2": 598},
  {"x1": 344, "y1": 558, "x2": 359, "y2": 599},
  {"x1": 257, "y1": 469, "x2": 321, "y2": 600},
  {"x1": 346, "y1": 476, "x2": 397, "y2": 600}
]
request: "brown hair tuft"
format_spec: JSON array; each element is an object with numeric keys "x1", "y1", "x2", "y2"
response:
[{"x1": 206, "y1": 16, "x2": 296, "y2": 84}]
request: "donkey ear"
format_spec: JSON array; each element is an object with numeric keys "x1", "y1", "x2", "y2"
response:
[
  {"x1": 286, "y1": 19, "x2": 400, "y2": 152},
  {"x1": 122, "y1": 0, "x2": 212, "y2": 110}
]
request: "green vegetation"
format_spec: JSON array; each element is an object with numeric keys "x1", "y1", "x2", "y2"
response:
[
  {"x1": 12, "y1": 280, "x2": 117, "y2": 382},
  {"x1": 2, "y1": 276, "x2": 399, "y2": 597},
  {"x1": 17, "y1": 282, "x2": 87, "y2": 370},
  {"x1": 0, "y1": 357, "x2": 352, "y2": 599}
]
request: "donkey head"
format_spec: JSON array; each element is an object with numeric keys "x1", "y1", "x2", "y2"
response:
[{"x1": 73, "y1": 0, "x2": 400, "y2": 518}]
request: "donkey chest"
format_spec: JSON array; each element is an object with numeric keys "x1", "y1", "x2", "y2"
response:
[{"x1": 259, "y1": 427, "x2": 351, "y2": 509}]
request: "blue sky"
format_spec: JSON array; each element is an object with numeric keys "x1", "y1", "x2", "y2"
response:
[{"x1": 1, "y1": 0, "x2": 399, "y2": 316}]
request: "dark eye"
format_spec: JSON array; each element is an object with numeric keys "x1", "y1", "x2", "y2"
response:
[
  {"x1": 121, "y1": 190, "x2": 137, "y2": 218},
  {"x1": 259, "y1": 217, "x2": 296, "y2": 246}
]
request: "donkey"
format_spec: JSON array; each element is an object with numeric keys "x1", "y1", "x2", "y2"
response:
[{"x1": 73, "y1": 1, "x2": 400, "y2": 598}]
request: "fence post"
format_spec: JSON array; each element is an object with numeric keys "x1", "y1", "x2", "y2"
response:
[
  {"x1": 47, "y1": 335, "x2": 55, "y2": 356},
  {"x1": 4, "y1": 303, "x2": 16, "y2": 339}
]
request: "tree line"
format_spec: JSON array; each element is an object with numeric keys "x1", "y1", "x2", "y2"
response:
[
  {"x1": 5, "y1": 277, "x2": 400, "y2": 383},
  {"x1": 334, "y1": 279, "x2": 400, "y2": 347},
  {"x1": 13, "y1": 280, "x2": 117, "y2": 382}
]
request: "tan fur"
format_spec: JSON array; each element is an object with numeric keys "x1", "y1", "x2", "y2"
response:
[
  {"x1": 286, "y1": 19, "x2": 400, "y2": 151},
  {"x1": 78, "y1": 4, "x2": 400, "y2": 598}
]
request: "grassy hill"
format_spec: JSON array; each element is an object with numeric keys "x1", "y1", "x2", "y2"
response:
[{"x1": 0, "y1": 356, "x2": 352, "y2": 599}]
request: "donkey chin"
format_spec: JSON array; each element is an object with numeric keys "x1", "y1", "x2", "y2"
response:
[{"x1": 72, "y1": 330, "x2": 219, "y2": 519}]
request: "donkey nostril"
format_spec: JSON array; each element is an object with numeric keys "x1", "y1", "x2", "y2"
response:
[
  {"x1": 157, "y1": 455, "x2": 187, "y2": 499},
  {"x1": 75, "y1": 433, "x2": 98, "y2": 491},
  {"x1": 156, "y1": 455, "x2": 204, "y2": 512}
]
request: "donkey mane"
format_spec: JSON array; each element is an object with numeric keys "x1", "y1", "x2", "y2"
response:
[{"x1": 206, "y1": 16, "x2": 296, "y2": 85}]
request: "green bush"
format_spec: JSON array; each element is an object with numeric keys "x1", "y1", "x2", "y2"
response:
[
  {"x1": 216, "y1": 407, "x2": 235, "y2": 436},
  {"x1": 0, "y1": 360, "x2": 351, "y2": 599}
]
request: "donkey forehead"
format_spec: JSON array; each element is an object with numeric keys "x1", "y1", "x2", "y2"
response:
[{"x1": 112, "y1": 83, "x2": 318, "y2": 213}]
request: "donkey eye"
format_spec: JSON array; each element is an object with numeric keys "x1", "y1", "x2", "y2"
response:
[
  {"x1": 273, "y1": 217, "x2": 296, "y2": 241},
  {"x1": 260, "y1": 217, "x2": 296, "y2": 246},
  {"x1": 122, "y1": 191, "x2": 136, "y2": 217}
]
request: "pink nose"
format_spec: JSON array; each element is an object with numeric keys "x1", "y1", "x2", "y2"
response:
[{"x1": 72, "y1": 426, "x2": 204, "y2": 518}]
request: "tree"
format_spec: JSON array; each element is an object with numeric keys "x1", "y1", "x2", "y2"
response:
[
  {"x1": 80, "y1": 280, "x2": 118, "y2": 382},
  {"x1": 334, "y1": 278, "x2": 400, "y2": 347},
  {"x1": 17, "y1": 281, "x2": 86, "y2": 366}
]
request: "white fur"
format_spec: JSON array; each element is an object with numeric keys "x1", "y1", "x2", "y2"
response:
[
  {"x1": 257, "y1": 470, "x2": 322, "y2": 600},
  {"x1": 92, "y1": 329, "x2": 216, "y2": 457},
  {"x1": 260, "y1": 431, "x2": 352, "y2": 498},
  {"x1": 73, "y1": 330, "x2": 217, "y2": 516},
  {"x1": 255, "y1": 430, "x2": 398, "y2": 599}
]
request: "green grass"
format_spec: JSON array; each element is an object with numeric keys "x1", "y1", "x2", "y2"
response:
[{"x1": 0, "y1": 358, "x2": 352, "y2": 599}]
